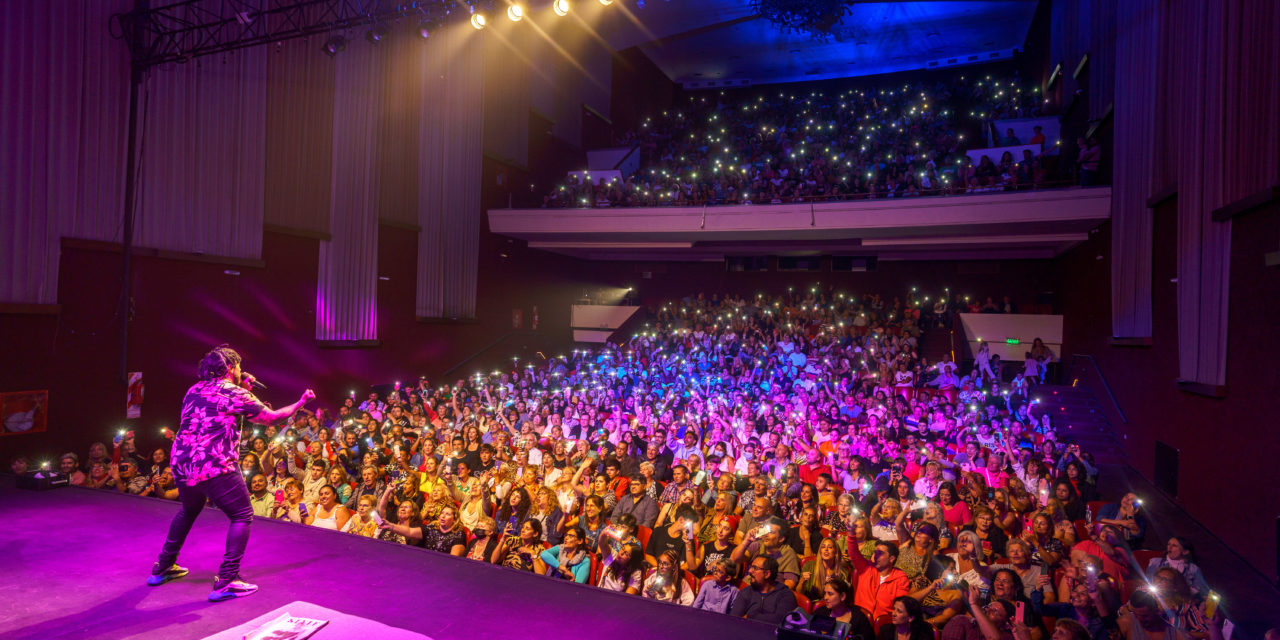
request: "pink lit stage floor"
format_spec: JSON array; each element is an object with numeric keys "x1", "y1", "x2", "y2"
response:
[{"x1": 0, "y1": 480, "x2": 774, "y2": 640}]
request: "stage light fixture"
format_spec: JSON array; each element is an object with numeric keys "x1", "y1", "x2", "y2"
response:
[
  {"x1": 471, "y1": 12, "x2": 487, "y2": 29},
  {"x1": 553, "y1": 0, "x2": 570, "y2": 16},
  {"x1": 507, "y1": 4, "x2": 523, "y2": 21},
  {"x1": 416, "y1": 17, "x2": 440, "y2": 39},
  {"x1": 365, "y1": 23, "x2": 389, "y2": 44},
  {"x1": 321, "y1": 35, "x2": 346, "y2": 56}
]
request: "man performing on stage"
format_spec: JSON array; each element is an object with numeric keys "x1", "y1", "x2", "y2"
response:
[{"x1": 147, "y1": 345, "x2": 314, "y2": 602}]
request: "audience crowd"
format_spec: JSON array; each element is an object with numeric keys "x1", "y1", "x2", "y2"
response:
[
  {"x1": 543, "y1": 73, "x2": 1069, "y2": 208},
  {"x1": 21, "y1": 285, "x2": 1231, "y2": 639}
]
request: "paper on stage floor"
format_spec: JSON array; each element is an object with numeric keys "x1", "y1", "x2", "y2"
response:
[{"x1": 243, "y1": 612, "x2": 327, "y2": 640}]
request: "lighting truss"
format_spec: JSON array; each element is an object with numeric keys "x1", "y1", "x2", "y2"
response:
[{"x1": 114, "y1": 0, "x2": 466, "y2": 69}]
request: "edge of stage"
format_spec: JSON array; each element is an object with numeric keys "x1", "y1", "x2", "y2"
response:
[{"x1": 0, "y1": 477, "x2": 775, "y2": 640}]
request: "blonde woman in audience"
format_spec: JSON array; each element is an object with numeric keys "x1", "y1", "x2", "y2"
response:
[
  {"x1": 420, "y1": 482, "x2": 455, "y2": 527},
  {"x1": 340, "y1": 495, "x2": 382, "y2": 538}
]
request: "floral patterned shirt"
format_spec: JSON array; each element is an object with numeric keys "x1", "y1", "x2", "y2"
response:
[{"x1": 171, "y1": 380, "x2": 265, "y2": 486}]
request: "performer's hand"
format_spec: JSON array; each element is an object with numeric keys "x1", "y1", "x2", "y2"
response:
[{"x1": 300, "y1": 389, "x2": 316, "y2": 404}]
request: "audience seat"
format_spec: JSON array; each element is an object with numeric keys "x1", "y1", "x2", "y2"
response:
[
  {"x1": 874, "y1": 613, "x2": 893, "y2": 634},
  {"x1": 1131, "y1": 549, "x2": 1161, "y2": 569},
  {"x1": 1073, "y1": 519, "x2": 1091, "y2": 543},
  {"x1": 637, "y1": 525, "x2": 653, "y2": 550},
  {"x1": 588, "y1": 553, "x2": 601, "y2": 586},
  {"x1": 1086, "y1": 501, "x2": 1108, "y2": 522},
  {"x1": 792, "y1": 590, "x2": 812, "y2": 614}
]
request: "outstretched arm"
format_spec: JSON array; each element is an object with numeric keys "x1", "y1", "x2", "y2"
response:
[{"x1": 250, "y1": 390, "x2": 316, "y2": 425}]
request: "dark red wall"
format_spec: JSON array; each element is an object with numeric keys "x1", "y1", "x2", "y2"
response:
[
  {"x1": 2, "y1": 222, "x2": 1056, "y2": 466},
  {"x1": 1054, "y1": 201, "x2": 1280, "y2": 581}
]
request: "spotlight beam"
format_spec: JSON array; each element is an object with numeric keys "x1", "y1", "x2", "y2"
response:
[{"x1": 520, "y1": 15, "x2": 601, "y2": 86}]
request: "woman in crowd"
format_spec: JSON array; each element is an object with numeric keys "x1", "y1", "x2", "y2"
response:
[
  {"x1": 340, "y1": 494, "x2": 382, "y2": 538},
  {"x1": 842, "y1": 515, "x2": 877, "y2": 561},
  {"x1": 326, "y1": 465, "x2": 353, "y2": 505},
  {"x1": 491, "y1": 519, "x2": 545, "y2": 571},
  {"x1": 1038, "y1": 571, "x2": 1115, "y2": 640},
  {"x1": 987, "y1": 489, "x2": 1020, "y2": 535},
  {"x1": 529, "y1": 485, "x2": 567, "y2": 546},
  {"x1": 1150, "y1": 567, "x2": 1209, "y2": 637},
  {"x1": 86, "y1": 461, "x2": 112, "y2": 489},
  {"x1": 798, "y1": 537, "x2": 851, "y2": 601},
  {"x1": 464, "y1": 516, "x2": 500, "y2": 562},
  {"x1": 495, "y1": 486, "x2": 532, "y2": 538},
  {"x1": 1144, "y1": 536, "x2": 1209, "y2": 598},
  {"x1": 305, "y1": 484, "x2": 352, "y2": 531},
  {"x1": 420, "y1": 482, "x2": 455, "y2": 527},
  {"x1": 964, "y1": 506, "x2": 1010, "y2": 559},
  {"x1": 656, "y1": 487, "x2": 701, "y2": 529},
  {"x1": 567, "y1": 494, "x2": 609, "y2": 551},
  {"x1": 821, "y1": 492, "x2": 856, "y2": 535},
  {"x1": 1059, "y1": 460, "x2": 1098, "y2": 503},
  {"x1": 696, "y1": 490, "x2": 738, "y2": 544},
  {"x1": 642, "y1": 549, "x2": 694, "y2": 605},
  {"x1": 1023, "y1": 511, "x2": 1066, "y2": 568},
  {"x1": 1052, "y1": 481, "x2": 1087, "y2": 522},
  {"x1": 598, "y1": 540, "x2": 645, "y2": 595},
  {"x1": 265, "y1": 458, "x2": 293, "y2": 497},
  {"x1": 415, "y1": 456, "x2": 444, "y2": 495},
  {"x1": 948, "y1": 530, "x2": 990, "y2": 595},
  {"x1": 420, "y1": 504, "x2": 467, "y2": 556},
  {"x1": 938, "y1": 482, "x2": 971, "y2": 531},
  {"x1": 810, "y1": 577, "x2": 875, "y2": 639},
  {"x1": 272, "y1": 478, "x2": 309, "y2": 524},
  {"x1": 538, "y1": 525, "x2": 591, "y2": 584},
  {"x1": 458, "y1": 478, "x2": 491, "y2": 532},
  {"x1": 377, "y1": 492, "x2": 428, "y2": 548},
  {"x1": 880, "y1": 596, "x2": 936, "y2": 640},
  {"x1": 870, "y1": 497, "x2": 903, "y2": 541}
]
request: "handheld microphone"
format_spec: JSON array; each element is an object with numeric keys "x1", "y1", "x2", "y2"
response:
[{"x1": 243, "y1": 372, "x2": 268, "y2": 389}]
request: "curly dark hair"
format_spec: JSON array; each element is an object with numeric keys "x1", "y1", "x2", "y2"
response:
[{"x1": 198, "y1": 345, "x2": 241, "y2": 381}]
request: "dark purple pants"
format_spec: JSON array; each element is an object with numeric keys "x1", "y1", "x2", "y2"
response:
[{"x1": 155, "y1": 471, "x2": 252, "y2": 584}]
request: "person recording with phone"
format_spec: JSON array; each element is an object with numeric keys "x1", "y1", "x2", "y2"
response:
[{"x1": 148, "y1": 345, "x2": 315, "y2": 603}]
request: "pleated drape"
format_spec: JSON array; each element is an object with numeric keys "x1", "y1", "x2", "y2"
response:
[
  {"x1": 0, "y1": 0, "x2": 130, "y2": 304},
  {"x1": 416, "y1": 23, "x2": 484, "y2": 320},
  {"x1": 1164, "y1": 0, "x2": 1279, "y2": 386},
  {"x1": 135, "y1": 48, "x2": 267, "y2": 260},
  {"x1": 315, "y1": 39, "x2": 383, "y2": 342},
  {"x1": 1108, "y1": 0, "x2": 1157, "y2": 339},
  {"x1": 264, "y1": 38, "x2": 336, "y2": 235}
]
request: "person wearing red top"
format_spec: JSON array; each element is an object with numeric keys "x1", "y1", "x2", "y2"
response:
[
  {"x1": 846, "y1": 536, "x2": 910, "y2": 618},
  {"x1": 799, "y1": 449, "x2": 833, "y2": 486},
  {"x1": 1072, "y1": 524, "x2": 1133, "y2": 581}
]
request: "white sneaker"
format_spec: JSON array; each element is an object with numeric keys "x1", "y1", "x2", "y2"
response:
[{"x1": 208, "y1": 575, "x2": 258, "y2": 602}]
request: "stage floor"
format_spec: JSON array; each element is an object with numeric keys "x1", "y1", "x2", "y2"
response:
[{"x1": 0, "y1": 480, "x2": 775, "y2": 640}]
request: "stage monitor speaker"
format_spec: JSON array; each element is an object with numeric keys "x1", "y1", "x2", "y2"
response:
[{"x1": 16, "y1": 471, "x2": 68, "y2": 491}]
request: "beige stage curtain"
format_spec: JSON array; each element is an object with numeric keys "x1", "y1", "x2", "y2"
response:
[
  {"x1": 416, "y1": 23, "x2": 485, "y2": 320},
  {"x1": 1165, "y1": 0, "x2": 1279, "y2": 386},
  {"x1": 135, "y1": 46, "x2": 268, "y2": 260},
  {"x1": 316, "y1": 39, "x2": 384, "y2": 342},
  {"x1": 0, "y1": 0, "x2": 131, "y2": 304},
  {"x1": 1108, "y1": 0, "x2": 1158, "y2": 338},
  {"x1": 264, "y1": 38, "x2": 336, "y2": 236}
]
